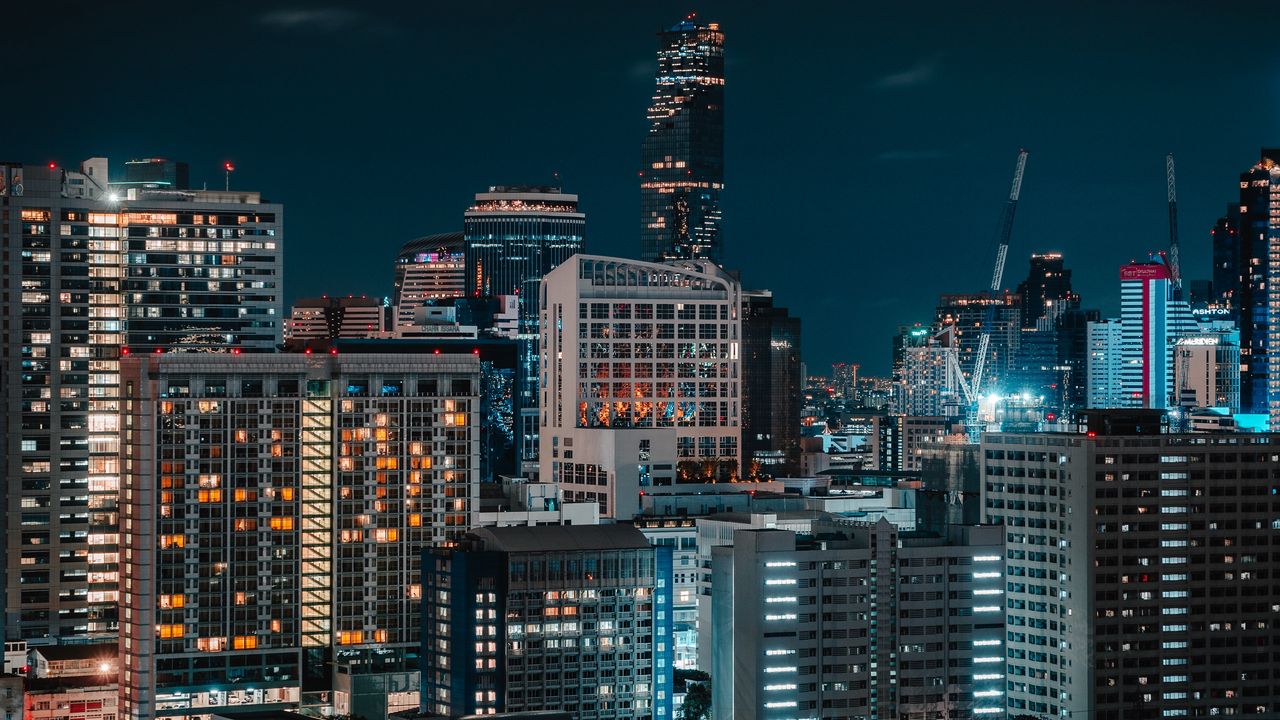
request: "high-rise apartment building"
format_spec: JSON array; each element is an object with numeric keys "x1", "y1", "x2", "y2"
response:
[
  {"x1": 741, "y1": 290, "x2": 802, "y2": 474},
  {"x1": 119, "y1": 353, "x2": 480, "y2": 720},
  {"x1": 285, "y1": 296, "x2": 387, "y2": 342},
  {"x1": 393, "y1": 232, "x2": 465, "y2": 328},
  {"x1": 709, "y1": 522, "x2": 1006, "y2": 720},
  {"x1": 420, "y1": 524, "x2": 674, "y2": 719},
  {"x1": 1, "y1": 157, "x2": 283, "y2": 653},
  {"x1": 539, "y1": 256, "x2": 742, "y2": 518},
  {"x1": 1119, "y1": 260, "x2": 1195, "y2": 409},
  {"x1": 640, "y1": 16, "x2": 725, "y2": 263},
  {"x1": 1014, "y1": 252, "x2": 1079, "y2": 329},
  {"x1": 464, "y1": 185, "x2": 585, "y2": 467},
  {"x1": 118, "y1": 187, "x2": 282, "y2": 352},
  {"x1": 1, "y1": 159, "x2": 119, "y2": 645},
  {"x1": 982, "y1": 416, "x2": 1280, "y2": 718}
]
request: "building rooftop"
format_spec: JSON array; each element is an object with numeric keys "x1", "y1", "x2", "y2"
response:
[
  {"x1": 397, "y1": 231, "x2": 465, "y2": 261},
  {"x1": 469, "y1": 524, "x2": 649, "y2": 553},
  {"x1": 31, "y1": 644, "x2": 116, "y2": 662}
]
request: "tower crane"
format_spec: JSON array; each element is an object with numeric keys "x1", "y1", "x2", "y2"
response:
[
  {"x1": 1166, "y1": 153, "x2": 1182, "y2": 294},
  {"x1": 947, "y1": 149, "x2": 1029, "y2": 414}
]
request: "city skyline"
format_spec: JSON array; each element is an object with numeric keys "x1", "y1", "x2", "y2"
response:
[{"x1": 6, "y1": 1, "x2": 1280, "y2": 373}]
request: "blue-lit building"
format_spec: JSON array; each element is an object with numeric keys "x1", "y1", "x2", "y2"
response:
[
  {"x1": 464, "y1": 186, "x2": 585, "y2": 467},
  {"x1": 421, "y1": 525, "x2": 673, "y2": 719},
  {"x1": 640, "y1": 16, "x2": 725, "y2": 263}
]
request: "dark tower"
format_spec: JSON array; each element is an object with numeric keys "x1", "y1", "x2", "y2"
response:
[{"x1": 640, "y1": 16, "x2": 725, "y2": 263}]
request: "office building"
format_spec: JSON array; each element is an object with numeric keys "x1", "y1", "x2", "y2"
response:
[
  {"x1": 898, "y1": 343, "x2": 955, "y2": 418},
  {"x1": 983, "y1": 417, "x2": 1280, "y2": 718},
  {"x1": 539, "y1": 255, "x2": 742, "y2": 518},
  {"x1": 741, "y1": 290, "x2": 802, "y2": 474},
  {"x1": 285, "y1": 296, "x2": 388, "y2": 342},
  {"x1": 1118, "y1": 259, "x2": 1195, "y2": 409},
  {"x1": 1087, "y1": 318, "x2": 1124, "y2": 409},
  {"x1": 1, "y1": 159, "x2": 118, "y2": 646},
  {"x1": 420, "y1": 524, "x2": 674, "y2": 719},
  {"x1": 464, "y1": 185, "x2": 585, "y2": 467},
  {"x1": 709, "y1": 521, "x2": 1006, "y2": 720},
  {"x1": 639, "y1": 16, "x2": 725, "y2": 263},
  {"x1": 1014, "y1": 252, "x2": 1078, "y2": 329},
  {"x1": 1173, "y1": 331, "x2": 1240, "y2": 412},
  {"x1": 393, "y1": 232, "x2": 466, "y2": 328},
  {"x1": 119, "y1": 352, "x2": 480, "y2": 720}
]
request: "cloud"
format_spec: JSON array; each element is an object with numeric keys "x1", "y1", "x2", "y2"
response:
[
  {"x1": 870, "y1": 58, "x2": 939, "y2": 90},
  {"x1": 876, "y1": 149, "x2": 951, "y2": 161},
  {"x1": 257, "y1": 8, "x2": 390, "y2": 34}
]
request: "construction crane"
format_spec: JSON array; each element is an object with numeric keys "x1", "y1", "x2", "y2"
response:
[
  {"x1": 948, "y1": 149, "x2": 1029, "y2": 411},
  {"x1": 1166, "y1": 153, "x2": 1182, "y2": 294}
]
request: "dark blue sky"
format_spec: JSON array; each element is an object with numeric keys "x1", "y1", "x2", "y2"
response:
[{"x1": 6, "y1": 1, "x2": 1279, "y2": 374}]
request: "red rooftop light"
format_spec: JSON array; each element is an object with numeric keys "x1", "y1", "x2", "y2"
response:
[
  {"x1": 329, "y1": 347, "x2": 338, "y2": 355},
  {"x1": 232, "y1": 348, "x2": 241, "y2": 355},
  {"x1": 121, "y1": 347, "x2": 130, "y2": 356},
  {"x1": 48, "y1": 162, "x2": 56, "y2": 170},
  {"x1": 304, "y1": 348, "x2": 313, "y2": 355}
]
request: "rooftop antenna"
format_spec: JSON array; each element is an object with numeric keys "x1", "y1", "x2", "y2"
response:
[{"x1": 223, "y1": 161, "x2": 235, "y2": 191}]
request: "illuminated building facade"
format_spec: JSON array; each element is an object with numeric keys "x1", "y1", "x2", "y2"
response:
[
  {"x1": 983, "y1": 420, "x2": 1280, "y2": 718},
  {"x1": 118, "y1": 187, "x2": 282, "y2": 353},
  {"x1": 640, "y1": 16, "x2": 725, "y2": 263},
  {"x1": 285, "y1": 296, "x2": 388, "y2": 341},
  {"x1": 1118, "y1": 259, "x2": 1195, "y2": 409},
  {"x1": 119, "y1": 353, "x2": 480, "y2": 720},
  {"x1": 393, "y1": 232, "x2": 465, "y2": 328},
  {"x1": 0, "y1": 159, "x2": 120, "y2": 646},
  {"x1": 464, "y1": 186, "x2": 585, "y2": 467},
  {"x1": 539, "y1": 256, "x2": 742, "y2": 518},
  {"x1": 420, "y1": 524, "x2": 674, "y2": 719},
  {"x1": 741, "y1": 291, "x2": 802, "y2": 474},
  {"x1": 709, "y1": 522, "x2": 1006, "y2": 720}
]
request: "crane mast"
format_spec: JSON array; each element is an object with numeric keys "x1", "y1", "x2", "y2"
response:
[
  {"x1": 968, "y1": 149, "x2": 1029, "y2": 402},
  {"x1": 1166, "y1": 153, "x2": 1181, "y2": 293}
]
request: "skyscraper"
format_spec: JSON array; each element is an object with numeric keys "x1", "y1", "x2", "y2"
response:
[
  {"x1": 1, "y1": 159, "x2": 119, "y2": 645},
  {"x1": 741, "y1": 291, "x2": 802, "y2": 474},
  {"x1": 539, "y1": 255, "x2": 742, "y2": 518},
  {"x1": 1013, "y1": 252, "x2": 1078, "y2": 329},
  {"x1": 640, "y1": 16, "x2": 725, "y2": 263},
  {"x1": 464, "y1": 186, "x2": 585, "y2": 467},
  {"x1": 118, "y1": 187, "x2": 283, "y2": 353},
  {"x1": 1118, "y1": 259, "x2": 1195, "y2": 409},
  {"x1": 1221, "y1": 150, "x2": 1278, "y2": 416},
  {"x1": 119, "y1": 352, "x2": 481, "y2": 720},
  {"x1": 420, "y1": 524, "x2": 674, "y2": 719},
  {"x1": 1087, "y1": 318, "x2": 1124, "y2": 409},
  {"x1": 983, "y1": 415, "x2": 1280, "y2": 718},
  {"x1": 392, "y1": 232, "x2": 465, "y2": 329}
]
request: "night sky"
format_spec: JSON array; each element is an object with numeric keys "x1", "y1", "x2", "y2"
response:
[{"x1": 7, "y1": 1, "x2": 1280, "y2": 374}]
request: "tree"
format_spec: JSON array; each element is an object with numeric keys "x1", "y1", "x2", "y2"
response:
[{"x1": 681, "y1": 681, "x2": 711, "y2": 720}]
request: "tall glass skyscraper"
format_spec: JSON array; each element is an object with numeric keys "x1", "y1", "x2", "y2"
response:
[
  {"x1": 640, "y1": 16, "x2": 725, "y2": 263},
  {"x1": 464, "y1": 186, "x2": 585, "y2": 466}
]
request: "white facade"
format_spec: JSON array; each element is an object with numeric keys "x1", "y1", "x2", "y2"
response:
[
  {"x1": 539, "y1": 255, "x2": 742, "y2": 518},
  {"x1": 1086, "y1": 318, "x2": 1124, "y2": 408},
  {"x1": 1118, "y1": 263, "x2": 1195, "y2": 409}
]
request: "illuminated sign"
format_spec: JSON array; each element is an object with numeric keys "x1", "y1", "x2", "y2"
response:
[
  {"x1": 1120, "y1": 264, "x2": 1170, "y2": 281},
  {"x1": 1191, "y1": 308, "x2": 1229, "y2": 316}
]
